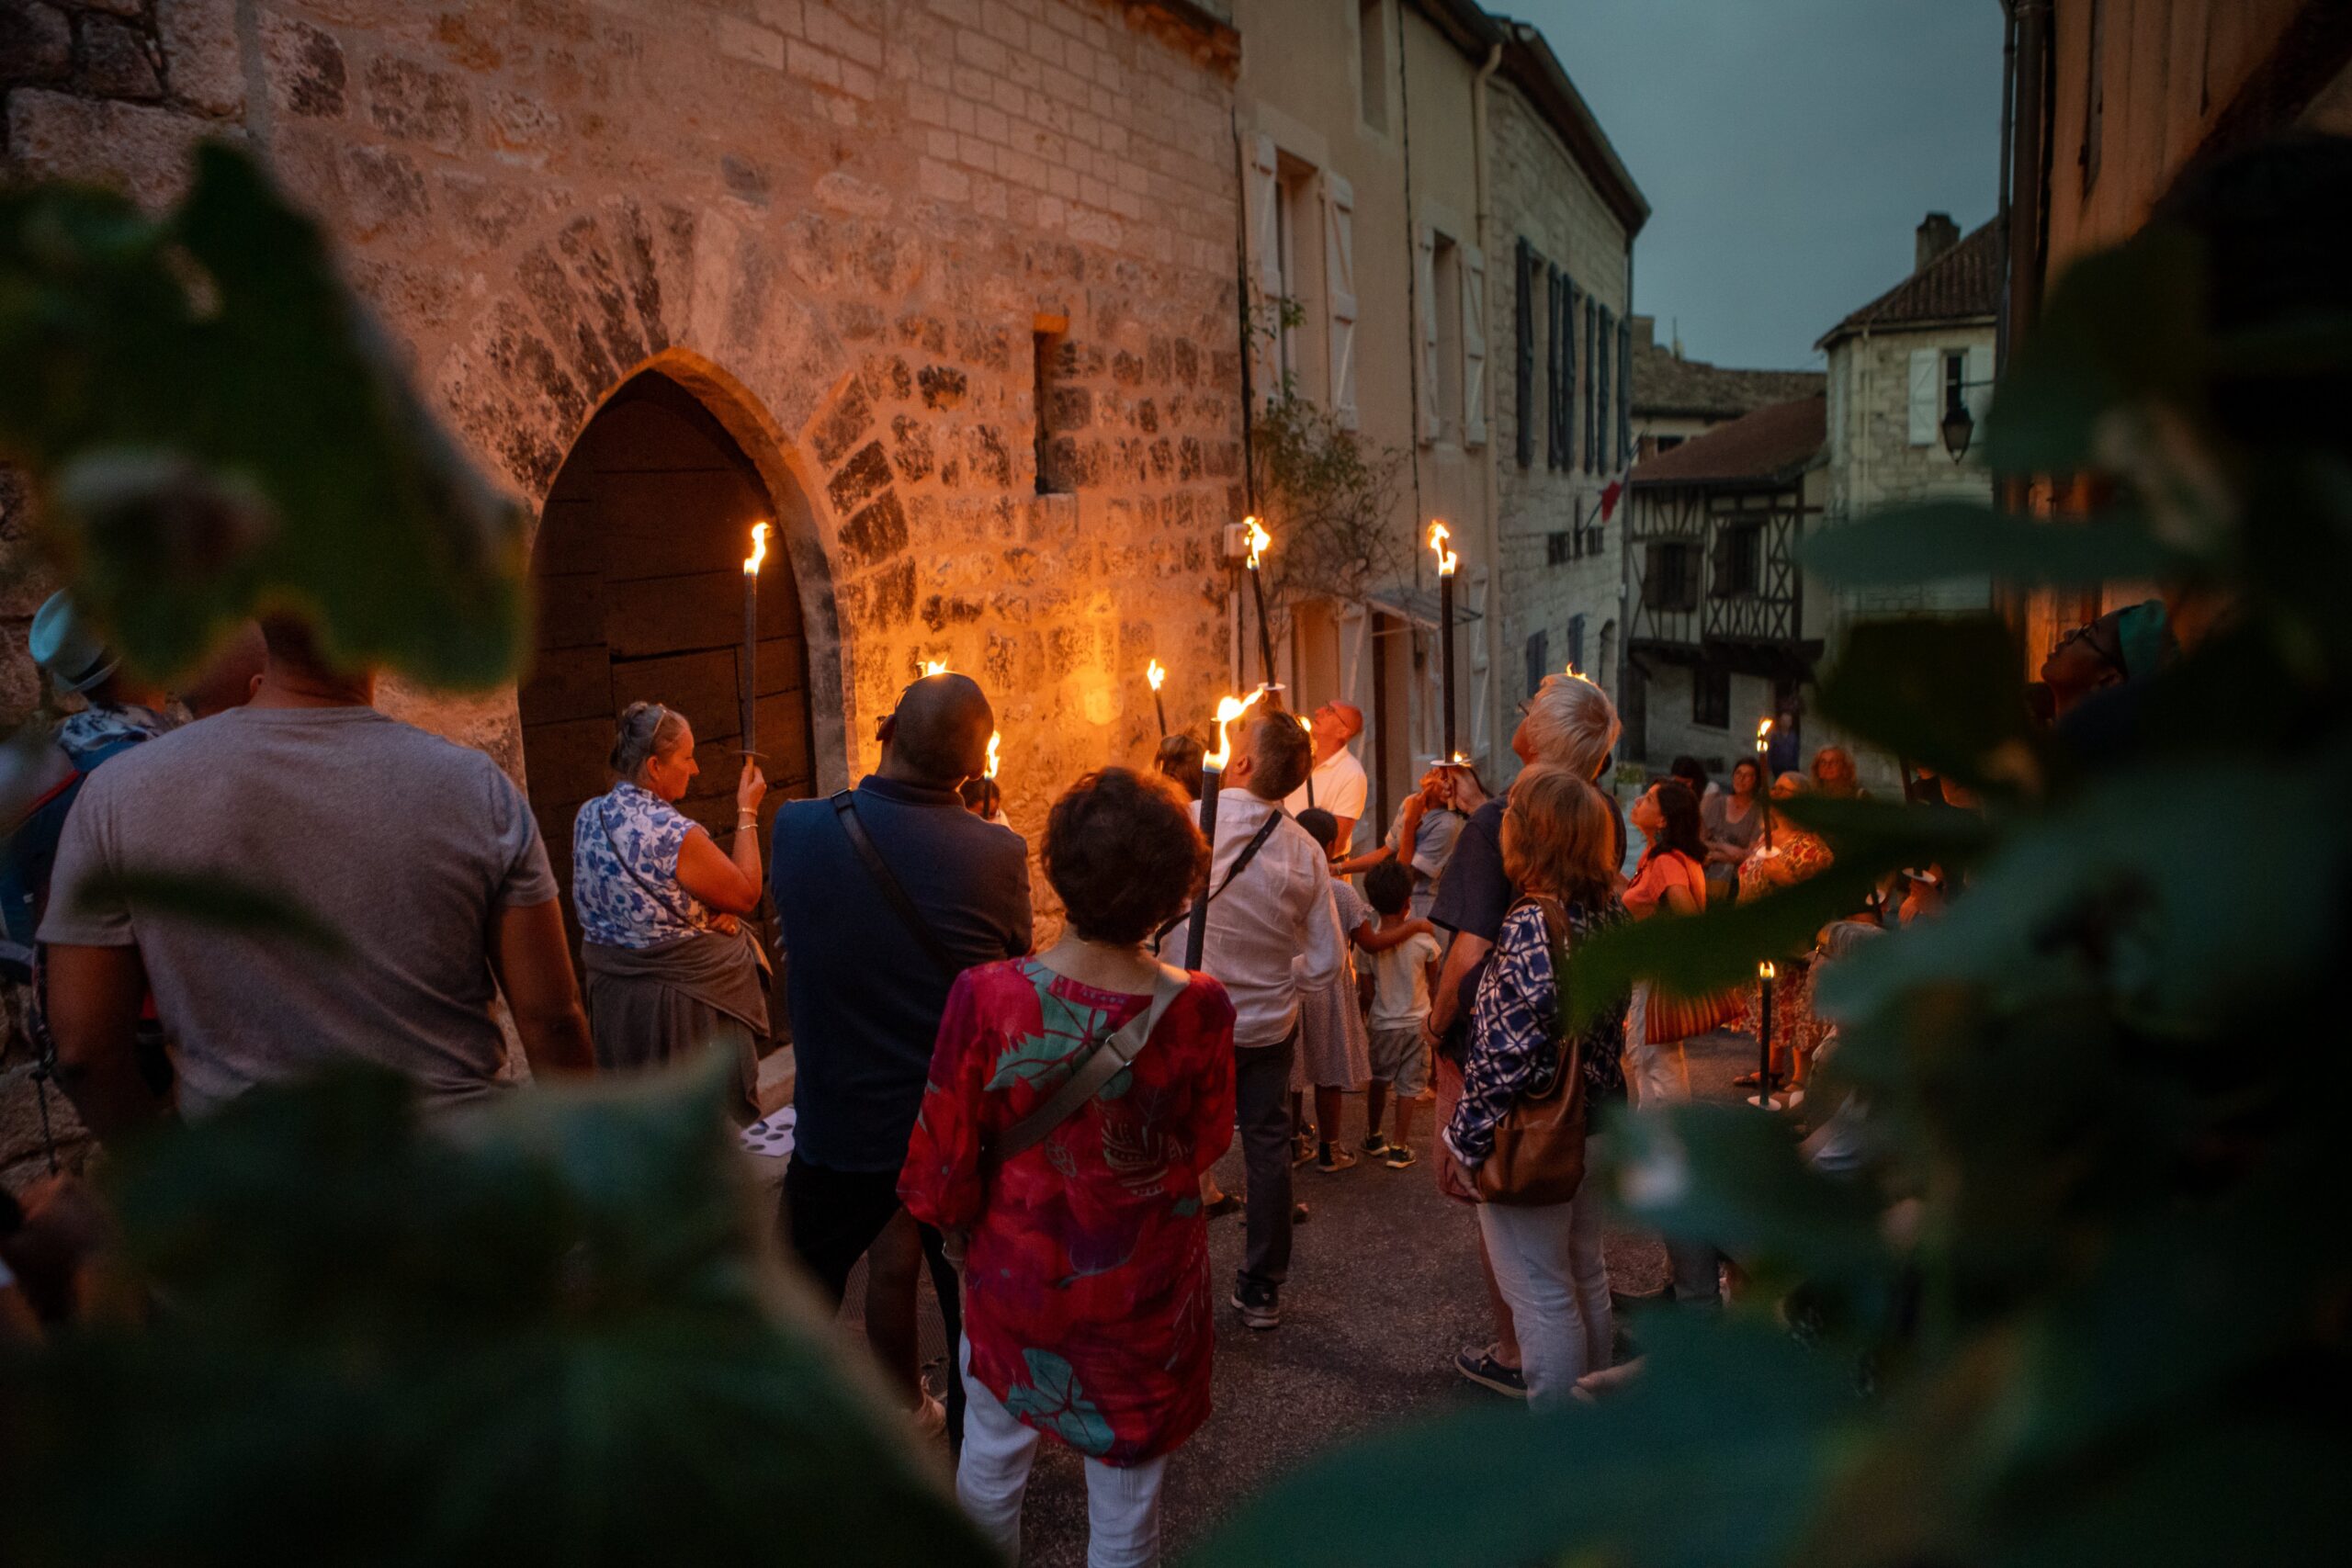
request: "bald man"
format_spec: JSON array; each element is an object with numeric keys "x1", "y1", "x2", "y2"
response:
[
  {"x1": 1283, "y1": 700, "x2": 1368, "y2": 852},
  {"x1": 768, "y1": 671, "x2": 1031, "y2": 1440}
]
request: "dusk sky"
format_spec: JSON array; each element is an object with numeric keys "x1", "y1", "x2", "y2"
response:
[{"x1": 1510, "y1": 0, "x2": 2007, "y2": 371}]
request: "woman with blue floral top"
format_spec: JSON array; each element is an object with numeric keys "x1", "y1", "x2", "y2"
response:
[
  {"x1": 1442, "y1": 766, "x2": 1629, "y2": 1407},
  {"x1": 571, "y1": 702, "x2": 769, "y2": 1111}
]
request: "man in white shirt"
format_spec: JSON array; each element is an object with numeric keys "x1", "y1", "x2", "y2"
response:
[
  {"x1": 1198, "y1": 712, "x2": 1344, "y2": 1330},
  {"x1": 1283, "y1": 701, "x2": 1368, "y2": 852}
]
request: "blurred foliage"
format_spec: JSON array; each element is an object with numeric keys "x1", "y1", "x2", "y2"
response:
[
  {"x1": 1251, "y1": 391, "x2": 1411, "y2": 613},
  {"x1": 0, "y1": 1065, "x2": 990, "y2": 1566},
  {"x1": 1193, "y1": 209, "x2": 2352, "y2": 1561},
  {"x1": 0, "y1": 143, "x2": 529, "y2": 689}
]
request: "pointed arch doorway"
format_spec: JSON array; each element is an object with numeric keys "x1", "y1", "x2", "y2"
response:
[{"x1": 520, "y1": 371, "x2": 817, "y2": 940}]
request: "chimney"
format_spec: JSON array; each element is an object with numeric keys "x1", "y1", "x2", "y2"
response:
[
  {"x1": 1629, "y1": 315, "x2": 1655, "y2": 351},
  {"x1": 1916, "y1": 212, "x2": 1961, "y2": 274}
]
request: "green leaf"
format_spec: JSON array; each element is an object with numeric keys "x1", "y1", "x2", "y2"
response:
[
  {"x1": 1815, "y1": 616, "x2": 2037, "y2": 790},
  {"x1": 1984, "y1": 225, "x2": 2208, "y2": 477},
  {"x1": 1001, "y1": 1350, "x2": 1117, "y2": 1457},
  {"x1": 1801, "y1": 501, "x2": 2185, "y2": 589},
  {"x1": 74, "y1": 868, "x2": 348, "y2": 954},
  {"x1": 0, "y1": 145, "x2": 528, "y2": 689}
]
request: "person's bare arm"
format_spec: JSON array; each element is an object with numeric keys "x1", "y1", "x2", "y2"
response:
[
  {"x1": 1328, "y1": 814, "x2": 1358, "y2": 856},
  {"x1": 1422, "y1": 930, "x2": 1492, "y2": 1049},
  {"x1": 673, "y1": 763, "x2": 767, "y2": 917},
  {"x1": 488, "y1": 900, "x2": 594, "y2": 1077},
  {"x1": 1332, "y1": 841, "x2": 1396, "y2": 877},
  {"x1": 1356, "y1": 916, "x2": 1437, "y2": 953},
  {"x1": 43, "y1": 943, "x2": 167, "y2": 1143}
]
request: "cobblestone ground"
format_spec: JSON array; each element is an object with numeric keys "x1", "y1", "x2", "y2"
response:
[{"x1": 1013, "y1": 1028, "x2": 1760, "y2": 1565}]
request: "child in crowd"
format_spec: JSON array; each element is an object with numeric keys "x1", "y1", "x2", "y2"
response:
[
  {"x1": 1290, "y1": 809, "x2": 1373, "y2": 1171},
  {"x1": 1359, "y1": 860, "x2": 1440, "y2": 1168}
]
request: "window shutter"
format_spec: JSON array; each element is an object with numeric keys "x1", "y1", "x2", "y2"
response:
[
  {"x1": 1416, "y1": 227, "x2": 1438, "y2": 445},
  {"x1": 1907, "y1": 347, "x2": 1939, "y2": 446},
  {"x1": 1555, "y1": 272, "x2": 1574, "y2": 468},
  {"x1": 1583, "y1": 294, "x2": 1599, "y2": 470},
  {"x1": 1324, "y1": 172, "x2": 1359, "y2": 429},
  {"x1": 1514, "y1": 240, "x2": 1533, "y2": 468},
  {"x1": 1566, "y1": 614, "x2": 1586, "y2": 674},
  {"x1": 1545, "y1": 268, "x2": 1564, "y2": 469},
  {"x1": 1524, "y1": 628, "x2": 1548, "y2": 702},
  {"x1": 1964, "y1": 342, "x2": 1993, "y2": 428},
  {"x1": 1462, "y1": 243, "x2": 1487, "y2": 448},
  {"x1": 1595, "y1": 304, "x2": 1611, "y2": 471},
  {"x1": 1642, "y1": 541, "x2": 1667, "y2": 610},
  {"x1": 1618, "y1": 318, "x2": 1634, "y2": 469},
  {"x1": 1246, "y1": 133, "x2": 1283, "y2": 409}
]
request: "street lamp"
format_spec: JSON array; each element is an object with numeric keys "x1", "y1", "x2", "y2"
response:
[{"x1": 1940, "y1": 399, "x2": 1975, "y2": 463}]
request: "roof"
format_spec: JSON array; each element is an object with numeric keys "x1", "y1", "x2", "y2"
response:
[
  {"x1": 1408, "y1": 4, "x2": 1650, "y2": 235},
  {"x1": 1630, "y1": 393, "x2": 1826, "y2": 487},
  {"x1": 1631, "y1": 338, "x2": 1825, "y2": 422},
  {"x1": 1816, "y1": 219, "x2": 2003, "y2": 350}
]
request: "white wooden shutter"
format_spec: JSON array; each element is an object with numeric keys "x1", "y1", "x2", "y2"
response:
[
  {"x1": 1323, "y1": 173, "x2": 1359, "y2": 430},
  {"x1": 1470, "y1": 568, "x2": 1492, "y2": 760},
  {"x1": 1246, "y1": 133, "x2": 1282, "y2": 408},
  {"x1": 1416, "y1": 227, "x2": 1438, "y2": 445},
  {"x1": 1461, "y1": 243, "x2": 1487, "y2": 448},
  {"x1": 1907, "y1": 347, "x2": 1939, "y2": 446},
  {"x1": 1964, "y1": 342, "x2": 1993, "y2": 427}
]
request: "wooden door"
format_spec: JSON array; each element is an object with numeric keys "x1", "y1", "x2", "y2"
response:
[{"x1": 520, "y1": 374, "x2": 815, "y2": 941}]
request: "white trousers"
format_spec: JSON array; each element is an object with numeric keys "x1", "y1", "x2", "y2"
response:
[
  {"x1": 1476, "y1": 1180, "x2": 1613, "y2": 1409},
  {"x1": 956, "y1": 1337, "x2": 1170, "y2": 1568}
]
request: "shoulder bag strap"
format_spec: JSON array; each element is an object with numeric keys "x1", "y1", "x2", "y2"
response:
[
  {"x1": 1153, "y1": 810, "x2": 1283, "y2": 944},
  {"x1": 833, "y1": 791, "x2": 959, "y2": 980},
  {"x1": 982, "y1": 964, "x2": 1189, "y2": 1177},
  {"x1": 1521, "y1": 894, "x2": 1577, "y2": 1100}
]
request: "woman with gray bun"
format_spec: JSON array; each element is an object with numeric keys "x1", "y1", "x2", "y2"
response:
[{"x1": 571, "y1": 701, "x2": 770, "y2": 1113}]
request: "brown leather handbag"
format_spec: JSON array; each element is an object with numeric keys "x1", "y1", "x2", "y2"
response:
[{"x1": 1473, "y1": 896, "x2": 1592, "y2": 1208}]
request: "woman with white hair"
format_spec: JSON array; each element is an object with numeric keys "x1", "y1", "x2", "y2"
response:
[
  {"x1": 571, "y1": 701, "x2": 770, "y2": 1115},
  {"x1": 1422, "y1": 671, "x2": 1623, "y2": 1396}
]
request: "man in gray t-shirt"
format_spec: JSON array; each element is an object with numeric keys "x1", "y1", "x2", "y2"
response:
[{"x1": 40, "y1": 619, "x2": 593, "y2": 1134}]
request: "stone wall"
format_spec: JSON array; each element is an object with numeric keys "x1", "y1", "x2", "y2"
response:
[
  {"x1": 1485, "y1": 77, "x2": 1631, "y2": 728},
  {"x1": 1822, "y1": 324, "x2": 1995, "y2": 618},
  {"x1": 0, "y1": 0, "x2": 1245, "y2": 1189}
]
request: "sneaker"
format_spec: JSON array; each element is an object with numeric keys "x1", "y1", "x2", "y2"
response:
[
  {"x1": 1315, "y1": 1144, "x2": 1358, "y2": 1173},
  {"x1": 1381, "y1": 1143, "x2": 1418, "y2": 1169},
  {"x1": 1232, "y1": 1281, "x2": 1282, "y2": 1330},
  {"x1": 1453, "y1": 1347, "x2": 1528, "y2": 1398},
  {"x1": 1359, "y1": 1132, "x2": 1390, "y2": 1157}
]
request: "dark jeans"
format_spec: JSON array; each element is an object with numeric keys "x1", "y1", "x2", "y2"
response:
[
  {"x1": 1233, "y1": 1029, "x2": 1297, "y2": 1294},
  {"x1": 782, "y1": 1154, "x2": 964, "y2": 1448}
]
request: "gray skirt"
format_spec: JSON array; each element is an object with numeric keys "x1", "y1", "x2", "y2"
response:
[{"x1": 582, "y1": 927, "x2": 771, "y2": 1113}]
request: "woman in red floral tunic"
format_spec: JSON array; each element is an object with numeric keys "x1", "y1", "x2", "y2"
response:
[{"x1": 900, "y1": 767, "x2": 1234, "y2": 1566}]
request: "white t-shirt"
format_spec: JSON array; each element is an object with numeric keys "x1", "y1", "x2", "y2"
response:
[
  {"x1": 1368, "y1": 927, "x2": 1441, "y2": 1031},
  {"x1": 1283, "y1": 746, "x2": 1369, "y2": 837}
]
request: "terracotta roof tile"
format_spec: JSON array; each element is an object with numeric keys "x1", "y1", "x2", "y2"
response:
[
  {"x1": 1629, "y1": 393, "x2": 1826, "y2": 486},
  {"x1": 1817, "y1": 219, "x2": 2003, "y2": 348}
]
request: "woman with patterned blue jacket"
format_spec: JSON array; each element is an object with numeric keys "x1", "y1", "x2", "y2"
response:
[
  {"x1": 571, "y1": 702, "x2": 769, "y2": 1112},
  {"x1": 1442, "y1": 766, "x2": 1630, "y2": 1409}
]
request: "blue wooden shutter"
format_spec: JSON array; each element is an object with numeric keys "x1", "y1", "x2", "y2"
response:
[
  {"x1": 1595, "y1": 305, "x2": 1611, "y2": 472},
  {"x1": 1515, "y1": 239, "x2": 1534, "y2": 469},
  {"x1": 1618, "y1": 318, "x2": 1634, "y2": 469},
  {"x1": 1583, "y1": 295, "x2": 1598, "y2": 470}
]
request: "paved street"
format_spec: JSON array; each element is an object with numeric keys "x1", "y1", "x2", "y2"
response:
[{"x1": 1015, "y1": 1029, "x2": 1759, "y2": 1565}]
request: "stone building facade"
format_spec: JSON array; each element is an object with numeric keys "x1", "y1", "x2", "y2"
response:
[
  {"x1": 1483, "y1": 22, "x2": 1643, "y2": 728},
  {"x1": 0, "y1": 0, "x2": 1245, "y2": 1186}
]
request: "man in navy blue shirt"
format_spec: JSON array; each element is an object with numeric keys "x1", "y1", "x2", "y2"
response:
[{"x1": 770, "y1": 671, "x2": 1031, "y2": 1436}]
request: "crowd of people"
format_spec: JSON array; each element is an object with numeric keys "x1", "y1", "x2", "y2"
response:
[{"x1": 1, "y1": 588, "x2": 1929, "y2": 1566}]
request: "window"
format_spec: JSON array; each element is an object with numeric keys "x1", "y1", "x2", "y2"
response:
[
  {"x1": 1653, "y1": 434, "x2": 1684, "y2": 454},
  {"x1": 1643, "y1": 540, "x2": 1701, "y2": 611},
  {"x1": 1273, "y1": 158, "x2": 1324, "y2": 401},
  {"x1": 1546, "y1": 531, "x2": 1572, "y2": 566},
  {"x1": 1432, "y1": 234, "x2": 1462, "y2": 445},
  {"x1": 1358, "y1": 0, "x2": 1388, "y2": 132},
  {"x1": 1524, "y1": 628, "x2": 1548, "y2": 702},
  {"x1": 1944, "y1": 350, "x2": 1968, "y2": 419},
  {"x1": 1034, "y1": 325, "x2": 1070, "y2": 495},
  {"x1": 1711, "y1": 522, "x2": 1761, "y2": 597},
  {"x1": 1693, "y1": 667, "x2": 1731, "y2": 729}
]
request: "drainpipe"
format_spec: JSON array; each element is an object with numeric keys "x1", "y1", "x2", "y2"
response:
[{"x1": 1471, "y1": 32, "x2": 1503, "y2": 770}]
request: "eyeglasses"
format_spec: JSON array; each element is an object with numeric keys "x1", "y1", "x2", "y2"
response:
[{"x1": 2049, "y1": 623, "x2": 2128, "y2": 682}]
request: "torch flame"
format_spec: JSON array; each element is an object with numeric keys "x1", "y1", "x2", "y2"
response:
[
  {"x1": 1450, "y1": 750, "x2": 1470, "y2": 766},
  {"x1": 743, "y1": 522, "x2": 769, "y2": 577},
  {"x1": 922, "y1": 659, "x2": 951, "y2": 677},
  {"x1": 1147, "y1": 659, "x2": 1167, "y2": 692},
  {"x1": 1756, "y1": 716, "x2": 1773, "y2": 743},
  {"x1": 1205, "y1": 685, "x2": 1269, "y2": 771},
  {"x1": 1427, "y1": 520, "x2": 1457, "y2": 577},
  {"x1": 985, "y1": 730, "x2": 1001, "y2": 780},
  {"x1": 1243, "y1": 515, "x2": 1271, "y2": 571},
  {"x1": 1758, "y1": 960, "x2": 1776, "y2": 981}
]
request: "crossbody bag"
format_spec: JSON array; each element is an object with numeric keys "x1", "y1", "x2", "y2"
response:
[{"x1": 979, "y1": 963, "x2": 1188, "y2": 1180}]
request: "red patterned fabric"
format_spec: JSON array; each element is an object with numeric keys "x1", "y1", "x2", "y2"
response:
[{"x1": 899, "y1": 958, "x2": 1236, "y2": 1467}]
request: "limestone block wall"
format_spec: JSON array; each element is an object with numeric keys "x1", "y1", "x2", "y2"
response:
[
  {"x1": 1823, "y1": 326, "x2": 1996, "y2": 619},
  {"x1": 0, "y1": 0, "x2": 1246, "y2": 1187},
  {"x1": 1486, "y1": 81, "x2": 1632, "y2": 722}
]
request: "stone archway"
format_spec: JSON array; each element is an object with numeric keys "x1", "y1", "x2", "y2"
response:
[{"x1": 519, "y1": 370, "x2": 817, "y2": 931}]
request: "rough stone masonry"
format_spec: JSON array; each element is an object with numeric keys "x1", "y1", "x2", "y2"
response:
[{"x1": 0, "y1": 0, "x2": 1249, "y2": 1186}]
